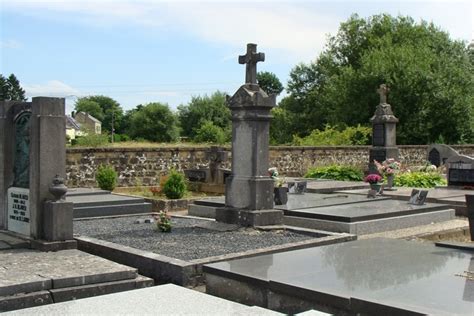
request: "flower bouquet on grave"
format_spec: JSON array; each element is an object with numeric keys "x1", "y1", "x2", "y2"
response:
[
  {"x1": 374, "y1": 159, "x2": 401, "y2": 190},
  {"x1": 269, "y1": 167, "x2": 288, "y2": 205},
  {"x1": 364, "y1": 174, "x2": 383, "y2": 193}
]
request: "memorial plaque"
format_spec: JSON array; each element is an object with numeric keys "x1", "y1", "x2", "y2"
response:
[
  {"x1": 184, "y1": 169, "x2": 207, "y2": 182},
  {"x1": 372, "y1": 124, "x2": 385, "y2": 146},
  {"x1": 448, "y1": 168, "x2": 474, "y2": 186},
  {"x1": 7, "y1": 187, "x2": 30, "y2": 235},
  {"x1": 428, "y1": 148, "x2": 441, "y2": 167},
  {"x1": 409, "y1": 189, "x2": 428, "y2": 205}
]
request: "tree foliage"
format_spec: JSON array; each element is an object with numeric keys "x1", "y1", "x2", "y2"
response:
[
  {"x1": 177, "y1": 91, "x2": 230, "y2": 140},
  {"x1": 0, "y1": 74, "x2": 27, "y2": 101},
  {"x1": 278, "y1": 14, "x2": 474, "y2": 144},
  {"x1": 75, "y1": 95, "x2": 123, "y2": 134},
  {"x1": 126, "y1": 102, "x2": 179, "y2": 142},
  {"x1": 193, "y1": 121, "x2": 227, "y2": 144},
  {"x1": 257, "y1": 71, "x2": 284, "y2": 96}
]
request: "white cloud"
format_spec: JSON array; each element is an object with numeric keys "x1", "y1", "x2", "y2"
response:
[
  {"x1": 0, "y1": 39, "x2": 22, "y2": 49},
  {"x1": 23, "y1": 80, "x2": 81, "y2": 98}
]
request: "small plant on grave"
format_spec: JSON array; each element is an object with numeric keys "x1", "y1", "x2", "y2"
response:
[
  {"x1": 149, "y1": 186, "x2": 161, "y2": 196},
  {"x1": 374, "y1": 159, "x2": 401, "y2": 177},
  {"x1": 162, "y1": 170, "x2": 187, "y2": 199},
  {"x1": 95, "y1": 165, "x2": 117, "y2": 191},
  {"x1": 154, "y1": 211, "x2": 172, "y2": 232},
  {"x1": 304, "y1": 165, "x2": 364, "y2": 181}
]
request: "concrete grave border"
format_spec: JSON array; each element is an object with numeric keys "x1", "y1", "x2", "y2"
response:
[{"x1": 75, "y1": 220, "x2": 355, "y2": 287}]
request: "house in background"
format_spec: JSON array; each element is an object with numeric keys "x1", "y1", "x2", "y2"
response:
[
  {"x1": 74, "y1": 111, "x2": 102, "y2": 134},
  {"x1": 66, "y1": 115, "x2": 83, "y2": 142}
]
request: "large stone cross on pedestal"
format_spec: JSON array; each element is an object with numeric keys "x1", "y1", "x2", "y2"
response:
[
  {"x1": 238, "y1": 43, "x2": 265, "y2": 84},
  {"x1": 377, "y1": 84, "x2": 390, "y2": 104}
]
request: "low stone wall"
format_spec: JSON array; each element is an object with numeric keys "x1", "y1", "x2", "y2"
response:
[{"x1": 66, "y1": 145, "x2": 474, "y2": 188}]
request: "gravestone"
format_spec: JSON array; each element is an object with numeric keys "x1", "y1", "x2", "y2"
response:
[
  {"x1": 184, "y1": 146, "x2": 229, "y2": 193},
  {"x1": 215, "y1": 43, "x2": 283, "y2": 226},
  {"x1": 427, "y1": 144, "x2": 460, "y2": 167},
  {"x1": 446, "y1": 154, "x2": 474, "y2": 187},
  {"x1": 0, "y1": 97, "x2": 75, "y2": 250},
  {"x1": 369, "y1": 84, "x2": 399, "y2": 172}
]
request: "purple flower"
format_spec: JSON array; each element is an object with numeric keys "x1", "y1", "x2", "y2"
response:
[{"x1": 364, "y1": 174, "x2": 382, "y2": 184}]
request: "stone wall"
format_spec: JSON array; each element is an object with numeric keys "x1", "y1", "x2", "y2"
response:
[{"x1": 66, "y1": 145, "x2": 474, "y2": 188}]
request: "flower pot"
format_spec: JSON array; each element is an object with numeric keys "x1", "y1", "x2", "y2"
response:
[
  {"x1": 385, "y1": 174, "x2": 397, "y2": 191},
  {"x1": 369, "y1": 183, "x2": 382, "y2": 192},
  {"x1": 274, "y1": 187, "x2": 288, "y2": 205}
]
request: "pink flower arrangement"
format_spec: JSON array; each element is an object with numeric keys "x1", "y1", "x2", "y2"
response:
[
  {"x1": 364, "y1": 174, "x2": 382, "y2": 184},
  {"x1": 374, "y1": 159, "x2": 401, "y2": 176}
]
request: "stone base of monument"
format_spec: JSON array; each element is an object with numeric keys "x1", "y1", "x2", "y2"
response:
[
  {"x1": 30, "y1": 239, "x2": 78, "y2": 252},
  {"x1": 215, "y1": 207, "x2": 283, "y2": 227}
]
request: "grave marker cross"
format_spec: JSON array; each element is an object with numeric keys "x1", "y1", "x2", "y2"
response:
[
  {"x1": 377, "y1": 84, "x2": 390, "y2": 104},
  {"x1": 238, "y1": 43, "x2": 265, "y2": 84}
]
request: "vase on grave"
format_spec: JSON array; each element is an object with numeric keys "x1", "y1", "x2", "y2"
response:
[
  {"x1": 370, "y1": 183, "x2": 382, "y2": 192},
  {"x1": 274, "y1": 187, "x2": 288, "y2": 205},
  {"x1": 385, "y1": 174, "x2": 396, "y2": 191}
]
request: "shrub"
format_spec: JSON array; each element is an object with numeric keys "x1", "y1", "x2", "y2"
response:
[
  {"x1": 292, "y1": 125, "x2": 371, "y2": 146},
  {"x1": 193, "y1": 121, "x2": 227, "y2": 144},
  {"x1": 394, "y1": 171, "x2": 447, "y2": 188},
  {"x1": 162, "y1": 170, "x2": 187, "y2": 199},
  {"x1": 95, "y1": 165, "x2": 117, "y2": 191},
  {"x1": 75, "y1": 133, "x2": 109, "y2": 147},
  {"x1": 305, "y1": 165, "x2": 364, "y2": 181}
]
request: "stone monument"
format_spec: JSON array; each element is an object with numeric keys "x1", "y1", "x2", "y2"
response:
[
  {"x1": 369, "y1": 84, "x2": 399, "y2": 172},
  {"x1": 215, "y1": 43, "x2": 283, "y2": 226},
  {"x1": 0, "y1": 97, "x2": 75, "y2": 250}
]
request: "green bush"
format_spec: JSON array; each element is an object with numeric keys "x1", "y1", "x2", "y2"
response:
[
  {"x1": 162, "y1": 170, "x2": 187, "y2": 199},
  {"x1": 75, "y1": 133, "x2": 109, "y2": 147},
  {"x1": 393, "y1": 171, "x2": 447, "y2": 188},
  {"x1": 95, "y1": 165, "x2": 117, "y2": 191},
  {"x1": 193, "y1": 121, "x2": 227, "y2": 144},
  {"x1": 305, "y1": 165, "x2": 364, "y2": 181},
  {"x1": 292, "y1": 125, "x2": 371, "y2": 146}
]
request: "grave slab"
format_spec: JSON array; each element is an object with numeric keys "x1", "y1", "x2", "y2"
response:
[
  {"x1": 335, "y1": 187, "x2": 467, "y2": 202},
  {"x1": 305, "y1": 180, "x2": 369, "y2": 193},
  {"x1": 204, "y1": 238, "x2": 474, "y2": 315},
  {"x1": 4, "y1": 284, "x2": 282, "y2": 315}
]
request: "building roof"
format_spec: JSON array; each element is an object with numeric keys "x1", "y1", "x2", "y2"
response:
[
  {"x1": 66, "y1": 115, "x2": 81, "y2": 130},
  {"x1": 77, "y1": 111, "x2": 101, "y2": 124}
]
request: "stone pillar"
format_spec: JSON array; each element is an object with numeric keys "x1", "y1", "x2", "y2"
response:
[
  {"x1": 215, "y1": 43, "x2": 283, "y2": 226},
  {"x1": 369, "y1": 84, "x2": 399, "y2": 172},
  {"x1": 0, "y1": 102, "x2": 6, "y2": 230},
  {"x1": 29, "y1": 97, "x2": 66, "y2": 239}
]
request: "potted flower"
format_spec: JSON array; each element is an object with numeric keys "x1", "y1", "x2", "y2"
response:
[
  {"x1": 374, "y1": 159, "x2": 401, "y2": 190},
  {"x1": 364, "y1": 173, "x2": 382, "y2": 191},
  {"x1": 269, "y1": 167, "x2": 288, "y2": 205}
]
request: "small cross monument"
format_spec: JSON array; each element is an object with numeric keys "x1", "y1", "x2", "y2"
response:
[
  {"x1": 216, "y1": 43, "x2": 282, "y2": 227},
  {"x1": 238, "y1": 43, "x2": 265, "y2": 85},
  {"x1": 369, "y1": 84, "x2": 399, "y2": 171}
]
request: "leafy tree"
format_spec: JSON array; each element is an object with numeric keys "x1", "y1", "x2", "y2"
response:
[
  {"x1": 127, "y1": 102, "x2": 179, "y2": 142},
  {"x1": 177, "y1": 91, "x2": 230, "y2": 140},
  {"x1": 257, "y1": 71, "x2": 284, "y2": 96},
  {"x1": 0, "y1": 74, "x2": 27, "y2": 101},
  {"x1": 75, "y1": 95, "x2": 123, "y2": 134},
  {"x1": 193, "y1": 121, "x2": 227, "y2": 144},
  {"x1": 280, "y1": 14, "x2": 474, "y2": 144}
]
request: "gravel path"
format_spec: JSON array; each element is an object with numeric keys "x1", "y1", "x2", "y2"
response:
[{"x1": 74, "y1": 216, "x2": 314, "y2": 261}]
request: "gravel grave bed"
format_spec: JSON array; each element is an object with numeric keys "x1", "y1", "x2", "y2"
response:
[{"x1": 74, "y1": 216, "x2": 314, "y2": 261}]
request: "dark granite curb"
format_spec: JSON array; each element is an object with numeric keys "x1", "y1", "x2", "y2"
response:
[{"x1": 75, "y1": 227, "x2": 356, "y2": 287}]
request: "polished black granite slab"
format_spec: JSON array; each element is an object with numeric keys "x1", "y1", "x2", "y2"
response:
[
  {"x1": 284, "y1": 199, "x2": 449, "y2": 222},
  {"x1": 204, "y1": 238, "x2": 474, "y2": 315},
  {"x1": 193, "y1": 193, "x2": 387, "y2": 211}
]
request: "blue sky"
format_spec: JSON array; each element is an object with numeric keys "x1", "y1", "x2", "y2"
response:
[{"x1": 1, "y1": 0, "x2": 473, "y2": 114}]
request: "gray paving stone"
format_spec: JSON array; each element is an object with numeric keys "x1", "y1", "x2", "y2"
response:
[
  {"x1": 0, "y1": 291, "x2": 53, "y2": 313},
  {"x1": 4, "y1": 284, "x2": 281, "y2": 315}
]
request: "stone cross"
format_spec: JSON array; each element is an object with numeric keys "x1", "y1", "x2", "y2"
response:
[
  {"x1": 238, "y1": 43, "x2": 265, "y2": 84},
  {"x1": 377, "y1": 84, "x2": 390, "y2": 104}
]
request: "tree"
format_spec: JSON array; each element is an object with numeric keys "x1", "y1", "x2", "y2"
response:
[
  {"x1": 127, "y1": 102, "x2": 179, "y2": 142},
  {"x1": 75, "y1": 95, "x2": 123, "y2": 135},
  {"x1": 0, "y1": 73, "x2": 27, "y2": 101},
  {"x1": 257, "y1": 71, "x2": 284, "y2": 96},
  {"x1": 280, "y1": 14, "x2": 474, "y2": 144},
  {"x1": 193, "y1": 121, "x2": 227, "y2": 144},
  {"x1": 177, "y1": 91, "x2": 231, "y2": 140}
]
